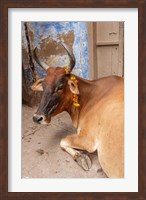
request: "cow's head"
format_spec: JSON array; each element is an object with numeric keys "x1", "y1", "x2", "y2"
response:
[{"x1": 31, "y1": 43, "x2": 79, "y2": 124}]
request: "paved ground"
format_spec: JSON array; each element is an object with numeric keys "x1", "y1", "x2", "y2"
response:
[{"x1": 22, "y1": 105, "x2": 107, "y2": 178}]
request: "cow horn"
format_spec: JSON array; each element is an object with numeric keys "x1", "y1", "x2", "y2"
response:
[
  {"x1": 33, "y1": 43, "x2": 76, "y2": 72},
  {"x1": 61, "y1": 42, "x2": 76, "y2": 73},
  {"x1": 33, "y1": 47, "x2": 49, "y2": 71}
]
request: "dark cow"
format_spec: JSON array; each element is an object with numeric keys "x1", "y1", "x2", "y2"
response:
[{"x1": 31, "y1": 43, "x2": 124, "y2": 178}]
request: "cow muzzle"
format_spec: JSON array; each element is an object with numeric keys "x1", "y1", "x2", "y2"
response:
[{"x1": 33, "y1": 114, "x2": 51, "y2": 124}]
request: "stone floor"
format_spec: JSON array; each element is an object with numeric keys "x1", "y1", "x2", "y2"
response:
[{"x1": 22, "y1": 105, "x2": 107, "y2": 178}]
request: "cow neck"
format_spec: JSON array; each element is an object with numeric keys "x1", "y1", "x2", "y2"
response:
[
  {"x1": 68, "y1": 76, "x2": 94, "y2": 128},
  {"x1": 77, "y1": 76, "x2": 94, "y2": 109}
]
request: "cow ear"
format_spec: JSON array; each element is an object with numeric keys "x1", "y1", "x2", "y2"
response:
[
  {"x1": 68, "y1": 79, "x2": 79, "y2": 95},
  {"x1": 31, "y1": 78, "x2": 44, "y2": 91}
]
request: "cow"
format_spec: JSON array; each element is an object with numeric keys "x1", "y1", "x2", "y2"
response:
[{"x1": 31, "y1": 43, "x2": 124, "y2": 178}]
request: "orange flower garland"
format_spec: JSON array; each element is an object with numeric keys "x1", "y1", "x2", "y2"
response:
[
  {"x1": 70, "y1": 76, "x2": 80, "y2": 107},
  {"x1": 64, "y1": 66, "x2": 80, "y2": 108}
]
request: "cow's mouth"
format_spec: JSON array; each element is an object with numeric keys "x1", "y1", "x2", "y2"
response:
[{"x1": 33, "y1": 104, "x2": 59, "y2": 125}]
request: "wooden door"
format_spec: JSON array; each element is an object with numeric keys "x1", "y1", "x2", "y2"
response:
[{"x1": 87, "y1": 22, "x2": 124, "y2": 79}]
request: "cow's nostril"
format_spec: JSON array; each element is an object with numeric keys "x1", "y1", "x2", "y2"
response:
[
  {"x1": 37, "y1": 117, "x2": 43, "y2": 122},
  {"x1": 33, "y1": 115, "x2": 43, "y2": 123}
]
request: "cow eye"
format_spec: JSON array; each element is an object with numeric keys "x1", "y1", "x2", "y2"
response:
[
  {"x1": 54, "y1": 83, "x2": 64, "y2": 93},
  {"x1": 57, "y1": 83, "x2": 64, "y2": 90}
]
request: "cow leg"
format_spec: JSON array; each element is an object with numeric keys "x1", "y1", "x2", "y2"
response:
[{"x1": 60, "y1": 135, "x2": 92, "y2": 171}]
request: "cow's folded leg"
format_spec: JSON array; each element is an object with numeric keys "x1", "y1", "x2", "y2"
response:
[{"x1": 60, "y1": 136, "x2": 92, "y2": 171}]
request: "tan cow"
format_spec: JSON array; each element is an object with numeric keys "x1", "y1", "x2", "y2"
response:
[{"x1": 31, "y1": 43, "x2": 124, "y2": 178}]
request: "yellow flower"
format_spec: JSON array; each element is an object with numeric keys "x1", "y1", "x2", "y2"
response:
[
  {"x1": 73, "y1": 103, "x2": 80, "y2": 107},
  {"x1": 70, "y1": 76, "x2": 76, "y2": 81},
  {"x1": 64, "y1": 66, "x2": 70, "y2": 74}
]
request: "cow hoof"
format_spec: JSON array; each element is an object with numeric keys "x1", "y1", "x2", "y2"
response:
[{"x1": 75, "y1": 154, "x2": 92, "y2": 171}]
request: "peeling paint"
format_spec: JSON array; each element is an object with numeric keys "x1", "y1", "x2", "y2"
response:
[{"x1": 22, "y1": 22, "x2": 89, "y2": 79}]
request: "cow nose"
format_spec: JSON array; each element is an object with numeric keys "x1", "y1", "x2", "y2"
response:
[{"x1": 33, "y1": 115, "x2": 43, "y2": 123}]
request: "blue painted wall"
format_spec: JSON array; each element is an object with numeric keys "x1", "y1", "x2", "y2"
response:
[{"x1": 30, "y1": 22, "x2": 89, "y2": 79}]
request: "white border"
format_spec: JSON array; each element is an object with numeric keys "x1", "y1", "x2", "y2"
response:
[{"x1": 8, "y1": 8, "x2": 138, "y2": 192}]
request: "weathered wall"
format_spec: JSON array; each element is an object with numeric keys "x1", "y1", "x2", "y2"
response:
[
  {"x1": 30, "y1": 22, "x2": 89, "y2": 78},
  {"x1": 22, "y1": 22, "x2": 89, "y2": 78},
  {"x1": 22, "y1": 22, "x2": 89, "y2": 106}
]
